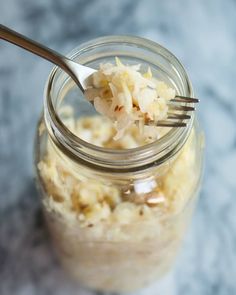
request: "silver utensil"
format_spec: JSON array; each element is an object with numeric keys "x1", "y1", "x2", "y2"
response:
[
  {"x1": 0, "y1": 24, "x2": 198, "y2": 128},
  {"x1": 0, "y1": 24, "x2": 96, "y2": 92}
]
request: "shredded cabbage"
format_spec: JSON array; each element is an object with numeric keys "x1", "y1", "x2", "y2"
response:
[{"x1": 85, "y1": 58, "x2": 176, "y2": 140}]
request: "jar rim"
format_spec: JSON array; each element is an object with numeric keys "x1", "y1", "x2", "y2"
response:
[{"x1": 44, "y1": 35, "x2": 194, "y2": 172}]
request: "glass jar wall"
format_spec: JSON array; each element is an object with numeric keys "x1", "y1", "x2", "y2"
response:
[{"x1": 34, "y1": 36, "x2": 204, "y2": 293}]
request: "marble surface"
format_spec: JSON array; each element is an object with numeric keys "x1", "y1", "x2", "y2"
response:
[{"x1": 0, "y1": 0, "x2": 236, "y2": 294}]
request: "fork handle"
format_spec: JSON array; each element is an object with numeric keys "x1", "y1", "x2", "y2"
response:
[{"x1": 0, "y1": 24, "x2": 82, "y2": 89}]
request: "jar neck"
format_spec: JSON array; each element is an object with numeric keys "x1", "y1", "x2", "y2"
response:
[{"x1": 44, "y1": 36, "x2": 194, "y2": 173}]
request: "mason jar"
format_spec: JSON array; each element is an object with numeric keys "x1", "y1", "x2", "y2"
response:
[{"x1": 34, "y1": 36, "x2": 204, "y2": 293}]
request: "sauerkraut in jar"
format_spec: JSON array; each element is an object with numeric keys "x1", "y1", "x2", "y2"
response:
[{"x1": 35, "y1": 36, "x2": 204, "y2": 293}]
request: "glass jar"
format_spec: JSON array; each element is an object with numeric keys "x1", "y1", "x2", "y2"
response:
[{"x1": 34, "y1": 36, "x2": 204, "y2": 293}]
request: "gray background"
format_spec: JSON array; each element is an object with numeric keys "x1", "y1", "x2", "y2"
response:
[{"x1": 0, "y1": 0, "x2": 236, "y2": 294}]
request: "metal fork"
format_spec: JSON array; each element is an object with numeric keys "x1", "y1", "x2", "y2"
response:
[
  {"x1": 0, "y1": 24, "x2": 95, "y2": 91},
  {"x1": 154, "y1": 95, "x2": 199, "y2": 127},
  {"x1": 0, "y1": 24, "x2": 198, "y2": 128}
]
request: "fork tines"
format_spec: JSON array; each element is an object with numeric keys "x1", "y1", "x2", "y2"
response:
[
  {"x1": 156, "y1": 121, "x2": 187, "y2": 127},
  {"x1": 169, "y1": 95, "x2": 198, "y2": 112},
  {"x1": 167, "y1": 113, "x2": 191, "y2": 120},
  {"x1": 169, "y1": 105, "x2": 195, "y2": 112},
  {"x1": 171, "y1": 96, "x2": 199, "y2": 103},
  {"x1": 155, "y1": 95, "x2": 199, "y2": 128}
]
